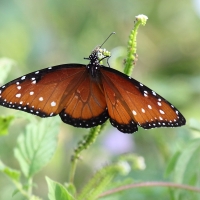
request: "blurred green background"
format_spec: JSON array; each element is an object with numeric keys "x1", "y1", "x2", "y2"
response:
[{"x1": 0, "y1": 0, "x2": 199, "y2": 199}]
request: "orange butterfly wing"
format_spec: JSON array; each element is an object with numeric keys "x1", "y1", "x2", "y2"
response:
[
  {"x1": 0, "y1": 64, "x2": 108, "y2": 128},
  {"x1": 101, "y1": 67, "x2": 186, "y2": 133},
  {"x1": 59, "y1": 69, "x2": 108, "y2": 127}
]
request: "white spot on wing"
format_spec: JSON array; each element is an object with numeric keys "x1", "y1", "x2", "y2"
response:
[
  {"x1": 132, "y1": 110, "x2": 137, "y2": 115},
  {"x1": 32, "y1": 80, "x2": 36, "y2": 84},
  {"x1": 21, "y1": 76, "x2": 26, "y2": 80},
  {"x1": 152, "y1": 91, "x2": 156, "y2": 96},
  {"x1": 17, "y1": 86, "x2": 21, "y2": 90},
  {"x1": 159, "y1": 110, "x2": 165, "y2": 114},
  {"x1": 51, "y1": 101, "x2": 56, "y2": 107},
  {"x1": 148, "y1": 105, "x2": 152, "y2": 109},
  {"x1": 30, "y1": 91, "x2": 34, "y2": 95},
  {"x1": 50, "y1": 112, "x2": 54, "y2": 116},
  {"x1": 16, "y1": 93, "x2": 21, "y2": 98},
  {"x1": 39, "y1": 97, "x2": 43, "y2": 101},
  {"x1": 141, "y1": 108, "x2": 145, "y2": 113},
  {"x1": 157, "y1": 102, "x2": 162, "y2": 106}
]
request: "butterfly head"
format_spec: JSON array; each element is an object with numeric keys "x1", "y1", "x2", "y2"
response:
[{"x1": 86, "y1": 47, "x2": 111, "y2": 66}]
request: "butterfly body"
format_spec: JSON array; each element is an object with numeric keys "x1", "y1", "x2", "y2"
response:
[{"x1": 0, "y1": 47, "x2": 186, "y2": 133}]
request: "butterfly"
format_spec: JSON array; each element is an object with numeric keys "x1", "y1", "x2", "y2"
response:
[{"x1": 0, "y1": 44, "x2": 186, "y2": 133}]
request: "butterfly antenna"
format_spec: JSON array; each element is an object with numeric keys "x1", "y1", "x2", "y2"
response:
[{"x1": 99, "y1": 32, "x2": 116, "y2": 48}]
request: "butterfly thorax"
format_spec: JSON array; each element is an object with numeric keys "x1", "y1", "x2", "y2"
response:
[
  {"x1": 86, "y1": 47, "x2": 110, "y2": 80},
  {"x1": 87, "y1": 51, "x2": 101, "y2": 79}
]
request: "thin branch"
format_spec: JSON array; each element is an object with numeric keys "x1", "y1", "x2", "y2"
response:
[{"x1": 99, "y1": 181, "x2": 200, "y2": 198}]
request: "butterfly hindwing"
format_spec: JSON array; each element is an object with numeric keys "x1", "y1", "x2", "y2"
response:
[{"x1": 59, "y1": 69, "x2": 108, "y2": 127}]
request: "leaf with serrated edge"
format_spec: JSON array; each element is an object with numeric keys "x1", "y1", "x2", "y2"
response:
[{"x1": 14, "y1": 117, "x2": 60, "y2": 178}]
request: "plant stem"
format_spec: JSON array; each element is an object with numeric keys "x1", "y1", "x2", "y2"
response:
[
  {"x1": 77, "y1": 159, "x2": 125, "y2": 200},
  {"x1": 69, "y1": 125, "x2": 102, "y2": 183},
  {"x1": 13, "y1": 180, "x2": 30, "y2": 198},
  {"x1": 28, "y1": 177, "x2": 33, "y2": 196},
  {"x1": 99, "y1": 181, "x2": 200, "y2": 198},
  {"x1": 124, "y1": 14, "x2": 148, "y2": 76}
]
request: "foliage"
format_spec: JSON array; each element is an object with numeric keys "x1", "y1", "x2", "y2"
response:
[
  {"x1": 0, "y1": 2, "x2": 199, "y2": 199},
  {"x1": 0, "y1": 116, "x2": 14, "y2": 136}
]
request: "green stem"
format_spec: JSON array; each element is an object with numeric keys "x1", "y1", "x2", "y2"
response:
[
  {"x1": 99, "y1": 181, "x2": 200, "y2": 198},
  {"x1": 12, "y1": 180, "x2": 30, "y2": 198},
  {"x1": 124, "y1": 14, "x2": 148, "y2": 76},
  {"x1": 69, "y1": 158, "x2": 77, "y2": 184},
  {"x1": 77, "y1": 161, "x2": 125, "y2": 200},
  {"x1": 69, "y1": 125, "x2": 102, "y2": 183},
  {"x1": 28, "y1": 177, "x2": 33, "y2": 196},
  {"x1": 12, "y1": 177, "x2": 34, "y2": 199}
]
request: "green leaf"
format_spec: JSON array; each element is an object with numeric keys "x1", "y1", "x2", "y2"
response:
[
  {"x1": 64, "y1": 183, "x2": 77, "y2": 197},
  {"x1": 0, "y1": 116, "x2": 14, "y2": 136},
  {"x1": 165, "y1": 151, "x2": 181, "y2": 177},
  {"x1": 174, "y1": 138, "x2": 200, "y2": 184},
  {"x1": 14, "y1": 117, "x2": 60, "y2": 178},
  {"x1": 172, "y1": 138, "x2": 200, "y2": 200},
  {"x1": 46, "y1": 177, "x2": 74, "y2": 200},
  {"x1": 0, "y1": 160, "x2": 20, "y2": 182},
  {"x1": 0, "y1": 57, "x2": 15, "y2": 83}
]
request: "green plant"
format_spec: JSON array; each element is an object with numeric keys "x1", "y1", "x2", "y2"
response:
[{"x1": 0, "y1": 14, "x2": 199, "y2": 200}]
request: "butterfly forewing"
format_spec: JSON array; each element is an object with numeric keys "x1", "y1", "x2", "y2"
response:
[
  {"x1": 101, "y1": 67, "x2": 186, "y2": 133},
  {"x1": 0, "y1": 64, "x2": 87, "y2": 117}
]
